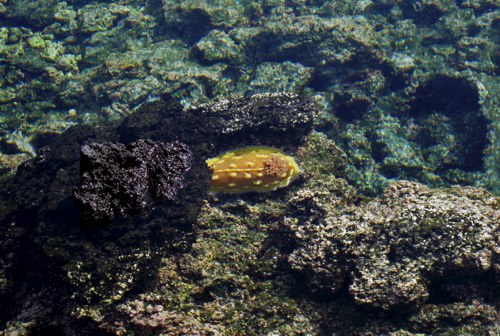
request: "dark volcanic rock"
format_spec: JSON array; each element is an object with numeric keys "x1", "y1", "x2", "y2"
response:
[
  {"x1": 74, "y1": 140, "x2": 192, "y2": 224},
  {"x1": 119, "y1": 92, "x2": 319, "y2": 155},
  {"x1": 0, "y1": 93, "x2": 317, "y2": 333}
]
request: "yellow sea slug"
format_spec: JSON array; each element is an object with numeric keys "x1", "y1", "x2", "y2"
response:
[{"x1": 206, "y1": 146, "x2": 300, "y2": 193}]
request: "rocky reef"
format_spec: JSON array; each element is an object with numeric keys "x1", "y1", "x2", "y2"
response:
[
  {"x1": 1, "y1": 94, "x2": 498, "y2": 335},
  {"x1": 0, "y1": 93, "x2": 323, "y2": 334},
  {"x1": 285, "y1": 180, "x2": 497, "y2": 310},
  {"x1": 0, "y1": 0, "x2": 498, "y2": 335}
]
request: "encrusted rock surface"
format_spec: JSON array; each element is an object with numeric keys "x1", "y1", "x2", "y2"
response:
[
  {"x1": 4, "y1": 122, "x2": 495, "y2": 335},
  {"x1": 0, "y1": 0, "x2": 499, "y2": 333},
  {"x1": 119, "y1": 92, "x2": 319, "y2": 153},
  {"x1": 71, "y1": 131, "x2": 496, "y2": 335},
  {"x1": 285, "y1": 180, "x2": 498, "y2": 310}
]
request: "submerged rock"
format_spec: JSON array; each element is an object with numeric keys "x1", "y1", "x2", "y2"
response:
[
  {"x1": 74, "y1": 140, "x2": 192, "y2": 224},
  {"x1": 285, "y1": 180, "x2": 498, "y2": 310},
  {"x1": 84, "y1": 132, "x2": 497, "y2": 335},
  {"x1": 0, "y1": 93, "x2": 318, "y2": 334},
  {"x1": 119, "y1": 92, "x2": 319, "y2": 153}
]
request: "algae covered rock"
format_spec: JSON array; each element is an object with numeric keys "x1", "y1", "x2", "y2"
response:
[
  {"x1": 0, "y1": 0, "x2": 498, "y2": 198},
  {"x1": 285, "y1": 180, "x2": 499, "y2": 310},
  {"x1": 5, "y1": 0, "x2": 60, "y2": 27},
  {"x1": 0, "y1": 93, "x2": 319, "y2": 334},
  {"x1": 192, "y1": 29, "x2": 244, "y2": 64},
  {"x1": 0, "y1": 0, "x2": 498, "y2": 333},
  {"x1": 161, "y1": 0, "x2": 249, "y2": 43},
  {"x1": 77, "y1": 3, "x2": 122, "y2": 34},
  {"x1": 249, "y1": 61, "x2": 313, "y2": 94}
]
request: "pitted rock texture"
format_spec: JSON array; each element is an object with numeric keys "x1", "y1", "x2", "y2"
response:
[
  {"x1": 74, "y1": 140, "x2": 192, "y2": 224},
  {"x1": 119, "y1": 92, "x2": 319, "y2": 155},
  {"x1": 285, "y1": 181, "x2": 499, "y2": 310}
]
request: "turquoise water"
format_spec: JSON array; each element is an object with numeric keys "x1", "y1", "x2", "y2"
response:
[{"x1": 0, "y1": 0, "x2": 498, "y2": 194}]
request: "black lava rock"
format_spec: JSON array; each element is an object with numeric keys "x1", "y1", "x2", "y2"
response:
[
  {"x1": 119, "y1": 92, "x2": 319, "y2": 155},
  {"x1": 74, "y1": 140, "x2": 192, "y2": 224}
]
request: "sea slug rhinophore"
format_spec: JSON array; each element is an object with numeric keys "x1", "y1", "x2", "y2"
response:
[{"x1": 206, "y1": 146, "x2": 300, "y2": 193}]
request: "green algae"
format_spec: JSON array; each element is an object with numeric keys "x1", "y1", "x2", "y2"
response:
[{"x1": 0, "y1": 0, "x2": 497, "y2": 196}]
